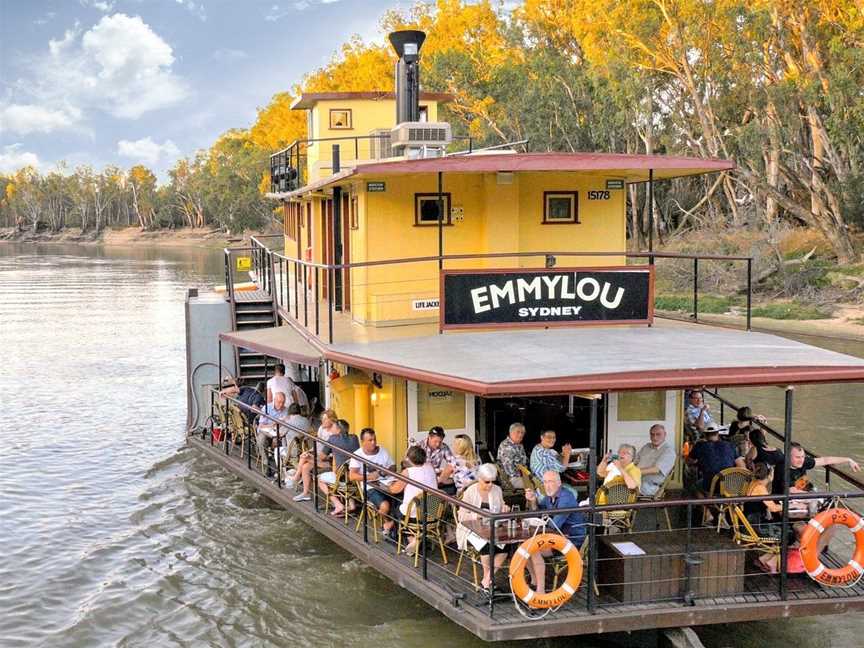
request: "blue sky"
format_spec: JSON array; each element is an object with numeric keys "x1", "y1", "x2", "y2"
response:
[{"x1": 0, "y1": 0, "x2": 408, "y2": 178}]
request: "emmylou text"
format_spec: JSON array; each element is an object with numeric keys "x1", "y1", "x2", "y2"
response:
[{"x1": 469, "y1": 274, "x2": 625, "y2": 314}]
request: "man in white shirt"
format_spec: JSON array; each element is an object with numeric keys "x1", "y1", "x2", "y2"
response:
[
  {"x1": 349, "y1": 428, "x2": 395, "y2": 525},
  {"x1": 635, "y1": 424, "x2": 677, "y2": 496},
  {"x1": 267, "y1": 363, "x2": 308, "y2": 410}
]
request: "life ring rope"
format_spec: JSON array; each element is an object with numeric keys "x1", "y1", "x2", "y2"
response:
[{"x1": 799, "y1": 504, "x2": 864, "y2": 589}]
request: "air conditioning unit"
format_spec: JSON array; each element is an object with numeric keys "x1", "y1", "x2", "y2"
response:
[
  {"x1": 390, "y1": 121, "x2": 452, "y2": 150},
  {"x1": 368, "y1": 129, "x2": 393, "y2": 160}
]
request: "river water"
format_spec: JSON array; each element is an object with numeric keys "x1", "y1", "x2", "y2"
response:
[{"x1": 1, "y1": 242, "x2": 862, "y2": 648}]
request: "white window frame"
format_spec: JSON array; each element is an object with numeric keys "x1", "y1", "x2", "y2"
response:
[{"x1": 407, "y1": 380, "x2": 475, "y2": 447}]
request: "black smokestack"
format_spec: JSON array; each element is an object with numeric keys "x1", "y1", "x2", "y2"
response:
[{"x1": 388, "y1": 30, "x2": 426, "y2": 125}]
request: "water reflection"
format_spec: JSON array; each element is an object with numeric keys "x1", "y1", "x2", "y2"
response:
[{"x1": 0, "y1": 242, "x2": 861, "y2": 648}]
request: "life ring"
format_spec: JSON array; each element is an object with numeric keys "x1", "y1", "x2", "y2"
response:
[
  {"x1": 799, "y1": 507, "x2": 864, "y2": 587},
  {"x1": 509, "y1": 533, "x2": 583, "y2": 609}
]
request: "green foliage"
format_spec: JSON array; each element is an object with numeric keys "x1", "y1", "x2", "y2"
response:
[
  {"x1": 751, "y1": 303, "x2": 832, "y2": 320},
  {"x1": 655, "y1": 294, "x2": 742, "y2": 314}
]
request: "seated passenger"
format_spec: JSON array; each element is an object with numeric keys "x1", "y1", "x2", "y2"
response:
[
  {"x1": 257, "y1": 391, "x2": 290, "y2": 462},
  {"x1": 220, "y1": 379, "x2": 266, "y2": 425},
  {"x1": 685, "y1": 390, "x2": 715, "y2": 435},
  {"x1": 687, "y1": 425, "x2": 744, "y2": 494},
  {"x1": 635, "y1": 424, "x2": 676, "y2": 497},
  {"x1": 349, "y1": 428, "x2": 395, "y2": 526},
  {"x1": 317, "y1": 419, "x2": 359, "y2": 516},
  {"x1": 456, "y1": 463, "x2": 509, "y2": 590},
  {"x1": 291, "y1": 408, "x2": 338, "y2": 502},
  {"x1": 388, "y1": 445, "x2": 438, "y2": 537},
  {"x1": 529, "y1": 430, "x2": 572, "y2": 481},
  {"x1": 410, "y1": 427, "x2": 455, "y2": 492},
  {"x1": 450, "y1": 434, "x2": 479, "y2": 493},
  {"x1": 597, "y1": 444, "x2": 641, "y2": 503},
  {"x1": 777, "y1": 442, "x2": 860, "y2": 494},
  {"x1": 524, "y1": 471, "x2": 587, "y2": 594},
  {"x1": 496, "y1": 422, "x2": 528, "y2": 488}
]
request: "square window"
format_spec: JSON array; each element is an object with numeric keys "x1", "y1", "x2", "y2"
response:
[
  {"x1": 329, "y1": 109, "x2": 352, "y2": 130},
  {"x1": 543, "y1": 191, "x2": 579, "y2": 224},
  {"x1": 414, "y1": 193, "x2": 452, "y2": 226}
]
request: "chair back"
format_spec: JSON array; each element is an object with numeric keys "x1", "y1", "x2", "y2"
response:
[
  {"x1": 228, "y1": 404, "x2": 246, "y2": 433},
  {"x1": 517, "y1": 464, "x2": 543, "y2": 491},
  {"x1": 730, "y1": 504, "x2": 780, "y2": 551},
  {"x1": 407, "y1": 491, "x2": 447, "y2": 523},
  {"x1": 598, "y1": 476, "x2": 638, "y2": 506},
  {"x1": 718, "y1": 468, "x2": 752, "y2": 497},
  {"x1": 496, "y1": 463, "x2": 515, "y2": 491}
]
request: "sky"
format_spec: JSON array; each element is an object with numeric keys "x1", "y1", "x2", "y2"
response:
[{"x1": 0, "y1": 0, "x2": 410, "y2": 178}]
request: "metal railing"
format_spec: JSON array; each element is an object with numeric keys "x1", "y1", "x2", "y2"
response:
[
  {"x1": 269, "y1": 134, "x2": 474, "y2": 193},
  {"x1": 232, "y1": 239, "x2": 754, "y2": 345},
  {"x1": 193, "y1": 388, "x2": 864, "y2": 623}
]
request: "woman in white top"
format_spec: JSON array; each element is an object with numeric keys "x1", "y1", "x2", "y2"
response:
[
  {"x1": 292, "y1": 409, "x2": 339, "y2": 501},
  {"x1": 388, "y1": 445, "x2": 437, "y2": 543},
  {"x1": 456, "y1": 463, "x2": 508, "y2": 589}
]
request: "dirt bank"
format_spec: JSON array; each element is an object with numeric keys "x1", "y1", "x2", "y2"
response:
[{"x1": 0, "y1": 226, "x2": 277, "y2": 249}]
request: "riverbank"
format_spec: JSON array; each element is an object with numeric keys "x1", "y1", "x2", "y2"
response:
[{"x1": 0, "y1": 226, "x2": 277, "y2": 249}]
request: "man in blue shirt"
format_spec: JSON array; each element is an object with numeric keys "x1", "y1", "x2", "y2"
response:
[
  {"x1": 525, "y1": 471, "x2": 587, "y2": 594},
  {"x1": 687, "y1": 425, "x2": 744, "y2": 493}
]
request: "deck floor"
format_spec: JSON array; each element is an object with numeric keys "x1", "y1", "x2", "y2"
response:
[{"x1": 188, "y1": 434, "x2": 864, "y2": 640}]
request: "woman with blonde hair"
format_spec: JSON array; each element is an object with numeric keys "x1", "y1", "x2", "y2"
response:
[
  {"x1": 290, "y1": 409, "x2": 339, "y2": 502},
  {"x1": 450, "y1": 434, "x2": 479, "y2": 492}
]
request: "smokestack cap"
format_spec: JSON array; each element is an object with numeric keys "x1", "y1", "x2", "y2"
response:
[{"x1": 388, "y1": 30, "x2": 426, "y2": 62}]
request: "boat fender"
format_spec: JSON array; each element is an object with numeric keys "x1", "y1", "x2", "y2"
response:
[
  {"x1": 509, "y1": 533, "x2": 583, "y2": 609},
  {"x1": 799, "y1": 507, "x2": 864, "y2": 587}
]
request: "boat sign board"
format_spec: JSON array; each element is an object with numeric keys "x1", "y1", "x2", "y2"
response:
[
  {"x1": 440, "y1": 266, "x2": 653, "y2": 329},
  {"x1": 236, "y1": 256, "x2": 252, "y2": 272}
]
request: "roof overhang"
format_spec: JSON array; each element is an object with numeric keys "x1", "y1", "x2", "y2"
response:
[
  {"x1": 268, "y1": 152, "x2": 736, "y2": 200},
  {"x1": 219, "y1": 326, "x2": 322, "y2": 366},
  {"x1": 325, "y1": 326, "x2": 864, "y2": 395}
]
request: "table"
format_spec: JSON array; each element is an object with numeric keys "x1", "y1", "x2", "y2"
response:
[
  {"x1": 597, "y1": 529, "x2": 745, "y2": 603},
  {"x1": 463, "y1": 518, "x2": 537, "y2": 545}
]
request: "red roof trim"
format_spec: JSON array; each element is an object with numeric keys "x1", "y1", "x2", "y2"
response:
[{"x1": 352, "y1": 152, "x2": 735, "y2": 177}]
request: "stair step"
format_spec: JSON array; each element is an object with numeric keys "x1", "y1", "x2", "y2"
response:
[
  {"x1": 235, "y1": 307, "x2": 274, "y2": 315},
  {"x1": 235, "y1": 318, "x2": 275, "y2": 326}
]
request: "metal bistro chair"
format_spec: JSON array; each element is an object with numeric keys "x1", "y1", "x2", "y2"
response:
[
  {"x1": 552, "y1": 534, "x2": 599, "y2": 596},
  {"x1": 596, "y1": 477, "x2": 638, "y2": 533},
  {"x1": 354, "y1": 478, "x2": 384, "y2": 543},
  {"x1": 284, "y1": 434, "x2": 311, "y2": 470},
  {"x1": 323, "y1": 461, "x2": 357, "y2": 524},
  {"x1": 633, "y1": 469, "x2": 675, "y2": 531},
  {"x1": 729, "y1": 504, "x2": 781, "y2": 554},
  {"x1": 210, "y1": 400, "x2": 229, "y2": 443},
  {"x1": 453, "y1": 492, "x2": 482, "y2": 590},
  {"x1": 702, "y1": 467, "x2": 752, "y2": 529},
  {"x1": 227, "y1": 404, "x2": 250, "y2": 457},
  {"x1": 398, "y1": 492, "x2": 449, "y2": 568}
]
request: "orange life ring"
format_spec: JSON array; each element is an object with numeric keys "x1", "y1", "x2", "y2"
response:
[
  {"x1": 509, "y1": 533, "x2": 583, "y2": 609},
  {"x1": 799, "y1": 507, "x2": 864, "y2": 587}
]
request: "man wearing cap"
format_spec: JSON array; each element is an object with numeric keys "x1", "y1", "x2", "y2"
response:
[
  {"x1": 686, "y1": 423, "x2": 744, "y2": 494},
  {"x1": 411, "y1": 426, "x2": 455, "y2": 492}
]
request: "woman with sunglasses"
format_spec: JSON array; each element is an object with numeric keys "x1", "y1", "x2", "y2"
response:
[{"x1": 455, "y1": 463, "x2": 509, "y2": 590}]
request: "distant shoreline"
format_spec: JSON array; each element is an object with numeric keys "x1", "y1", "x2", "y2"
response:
[{"x1": 0, "y1": 226, "x2": 276, "y2": 250}]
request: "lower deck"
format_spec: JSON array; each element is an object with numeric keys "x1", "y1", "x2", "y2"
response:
[{"x1": 188, "y1": 434, "x2": 864, "y2": 641}]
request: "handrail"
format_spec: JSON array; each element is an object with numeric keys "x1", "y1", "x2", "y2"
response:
[
  {"x1": 704, "y1": 388, "x2": 864, "y2": 492},
  {"x1": 207, "y1": 388, "x2": 863, "y2": 521},
  {"x1": 210, "y1": 387, "x2": 491, "y2": 516}
]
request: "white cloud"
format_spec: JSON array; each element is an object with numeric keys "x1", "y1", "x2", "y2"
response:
[
  {"x1": 0, "y1": 144, "x2": 41, "y2": 173},
  {"x1": 117, "y1": 137, "x2": 180, "y2": 165},
  {"x1": 212, "y1": 48, "x2": 248, "y2": 62},
  {"x1": 0, "y1": 104, "x2": 82, "y2": 136},
  {"x1": 176, "y1": 0, "x2": 207, "y2": 22},
  {"x1": 34, "y1": 11, "x2": 57, "y2": 26},
  {"x1": 5, "y1": 13, "x2": 190, "y2": 131},
  {"x1": 80, "y1": 0, "x2": 116, "y2": 12}
]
